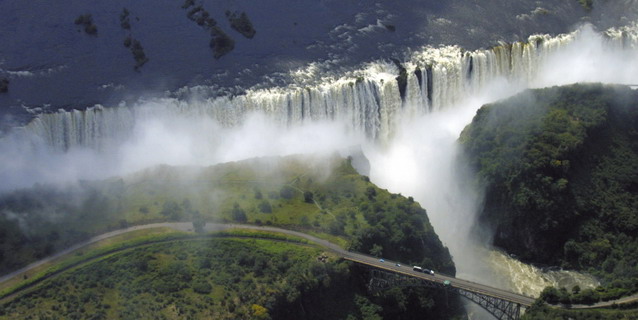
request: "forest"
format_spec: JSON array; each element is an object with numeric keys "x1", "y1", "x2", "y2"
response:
[
  {"x1": 0, "y1": 156, "x2": 461, "y2": 319},
  {"x1": 461, "y1": 83, "x2": 638, "y2": 303}
]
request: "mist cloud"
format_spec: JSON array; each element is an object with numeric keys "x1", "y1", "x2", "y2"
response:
[
  {"x1": 0, "y1": 23, "x2": 637, "y2": 299},
  {"x1": 0, "y1": 111, "x2": 364, "y2": 192}
]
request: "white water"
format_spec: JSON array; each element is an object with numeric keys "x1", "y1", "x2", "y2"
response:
[
  {"x1": 2, "y1": 23, "x2": 638, "y2": 308},
  {"x1": 20, "y1": 24, "x2": 637, "y2": 153}
]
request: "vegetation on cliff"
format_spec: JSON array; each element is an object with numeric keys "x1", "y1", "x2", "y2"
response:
[
  {"x1": 0, "y1": 155, "x2": 459, "y2": 319},
  {"x1": 0, "y1": 237, "x2": 348, "y2": 319},
  {"x1": 461, "y1": 84, "x2": 638, "y2": 299}
]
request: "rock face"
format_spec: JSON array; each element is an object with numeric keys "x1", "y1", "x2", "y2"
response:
[{"x1": 461, "y1": 84, "x2": 638, "y2": 284}]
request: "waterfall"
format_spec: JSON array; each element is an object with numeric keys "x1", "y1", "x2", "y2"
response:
[
  {"x1": 14, "y1": 23, "x2": 638, "y2": 151},
  {"x1": 2, "y1": 21, "x2": 638, "y2": 316}
]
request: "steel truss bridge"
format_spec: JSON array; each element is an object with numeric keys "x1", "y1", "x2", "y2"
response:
[{"x1": 364, "y1": 267, "x2": 526, "y2": 320}]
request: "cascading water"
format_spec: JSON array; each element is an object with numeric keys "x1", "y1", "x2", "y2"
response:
[
  {"x1": 2, "y1": 23, "x2": 638, "y2": 317},
  {"x1": 21, "y1": 23, "x2": 637, "y2": 152}
]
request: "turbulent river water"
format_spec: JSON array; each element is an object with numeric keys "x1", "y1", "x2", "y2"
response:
[{"x1": 2, "y1": 22, "x2": 638, "y2": 318}]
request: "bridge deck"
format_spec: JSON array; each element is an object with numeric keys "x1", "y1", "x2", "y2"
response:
[{"x1": 342, "y1": 254, "x2": 536, "y2": 307}]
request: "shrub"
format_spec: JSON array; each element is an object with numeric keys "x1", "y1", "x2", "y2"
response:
[
  {"x1": 303, "y1": 191, "x2": 314, "y2": 203},
  {"x1": 279, "y1": 186, "x2": 296, "y2": 200},
  {"x1": 258, "y1": 200, "x2": 272, "y2": 213},
  {"x1": 193, "y1": 282, "x2": 212, "y2": 294},
  {"x1": 231, "y1": 203, "x2": 247, "y2": 223}
]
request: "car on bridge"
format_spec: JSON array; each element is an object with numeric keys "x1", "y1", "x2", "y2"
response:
[{"x1": 413, "y1": 265, "x2": 434, "y2": 275}]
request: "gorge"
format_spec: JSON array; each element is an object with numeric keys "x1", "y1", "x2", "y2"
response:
[{"x1": 1, "y1": 4, "x2": 638, "y2": 318}]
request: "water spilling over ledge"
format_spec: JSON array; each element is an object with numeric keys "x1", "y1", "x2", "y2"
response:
[{"x1": 16, "y1": 23, "x2": 638, "y2": 152}]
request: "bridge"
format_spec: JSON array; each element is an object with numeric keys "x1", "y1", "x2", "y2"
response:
[
  {"x1": 1, "y1": 223, "x2": 536, "y2": 319},
  {"x1": 342, "y1": 254, "x2": 534, "y2": 320},
  {"x1": 220, "y1": 224, "x2": 536, "y2": 320}
]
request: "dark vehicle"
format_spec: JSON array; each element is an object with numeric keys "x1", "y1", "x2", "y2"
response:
[{"x1": 414, "y1": 265, "x2": 435, "y2": 275}]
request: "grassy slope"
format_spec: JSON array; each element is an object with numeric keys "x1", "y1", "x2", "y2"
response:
[
  {"x1": 461, "y1": 84, "x2": 638, "y2": 304},
  {"x1": 0, "y1": 155, "x2": 460, "y2": 319}
]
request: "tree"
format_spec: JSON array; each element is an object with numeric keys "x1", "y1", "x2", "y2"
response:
[
  {"x1": 572, "y1": 285, "x2": 581, "y2": 294},
  {"x1": 231, "y1": 203, "x2": 247, "y2": 223},
  {"x1": 304, "y1": 191, "x2": 314, "y2": 203},
  {"x1": 193, "y1": 281, "x2": 212, "y2": 294},
  {"x1": 279, "y1": 186, "x2": 295, "y2": 200},
  {"x1": 370, "y1": 244, "x2": 383, "y2": 257},
  {"x1": 251, "y1": 304, "x2": 270, "y2": 320},
  {"x1": 365, "y1": 187, "x2": 377, "y2": 200},
  {"x1": 161, "y1": 200, "x2": 182, "y2": 221},
  {"x1": 539, "y1": 286, "x2": 560, "y2": 304},
  {"x1": 258, "y1": 200, "x2": 272, "y2": 213}
]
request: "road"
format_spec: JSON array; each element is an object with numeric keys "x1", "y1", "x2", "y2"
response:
[
  {"x1": 0, "y1": 222, "x2": 538, "y2": 307},
  {"x1": 570, "y1": 293, "x2": 638, "y2": 309}
]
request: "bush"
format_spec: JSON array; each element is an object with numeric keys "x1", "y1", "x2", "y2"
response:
[
  {"x1": 258, "y1": 200, "x2": 272, "y2": 213},
  {"x1": 365, "y1": 187, "x2": 376, "y2": 200},
  {"x1": 231, "y1": 203, "x2": 247, "y2": 223},
  {"x1": 193, "y1": 282, "x2": 212, "y2": 294},
  {"x1": 303, "y1": 191, "x2": 314, "y2": 203},
  {"x1": 279, "y1": 186, "x2": 296, "y2": 200}
]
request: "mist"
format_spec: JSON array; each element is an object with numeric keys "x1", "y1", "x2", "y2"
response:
[
  {"x1": 532, "y1": 23, "x2": 638, "y2": 87},
  {"x1": 0, "y1": 22, "x2": 637, "y2": 308},
  {"x1": 367, "y1": 22, "x2": 638, "y2": 300},
  {"x1": 0, "y1": 111, "x2": 365, "y2": 192}
]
